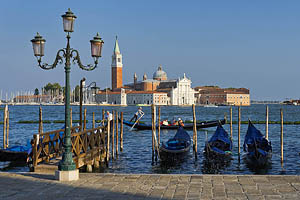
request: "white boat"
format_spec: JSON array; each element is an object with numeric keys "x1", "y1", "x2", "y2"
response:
[{"x1": 204, "y1": 104, "x2": 218, "y2": 108}]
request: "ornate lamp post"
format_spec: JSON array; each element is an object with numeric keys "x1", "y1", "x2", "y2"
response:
[{"x1": 31, "y1": 8, "x2": 104, "y2": 181}]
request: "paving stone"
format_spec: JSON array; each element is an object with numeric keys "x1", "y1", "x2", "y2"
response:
[{"x1": 1, "y1": 173, "x2": 300, "y2": 199}]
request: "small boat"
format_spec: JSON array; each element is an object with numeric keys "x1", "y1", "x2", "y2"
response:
[
  {"x1": 243, "y1": 121, "x2": 272, "y2": 167},
  {"x1": 204, "y1": 123, "x2": 232, "y2": 159},
  {"x1": 0, "y1": 141, "x2": 31, "y2": 163},
  {"x1": 122, "y1": 119, "x2": 226, "y2": 130},
  {"x1": 136, "y1": 104, "x2": 150, "y2": 107},
  {"x1": 159, "y1": 126, "x2": 191, "y2": 161},
  {"x1": 204, "y1": 104, "x2": 218, "y2": 108}
]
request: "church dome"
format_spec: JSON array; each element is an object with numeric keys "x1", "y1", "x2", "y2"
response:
[{"x1": 153, "y1": 65, "x2": 167, "y2": 81}]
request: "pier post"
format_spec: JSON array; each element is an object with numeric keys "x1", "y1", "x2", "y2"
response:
[
  {"x1": 80, "y1": 78, "x2": 85, "y2": 131},
  {"x1": 6, "y1": 110, "x2": 9, "y2": 148},
  {"x1": 92, "y1": 112, "x2": 95, "y2": 129},
  {"x1": 116, "y1": 111, "x2": 119, "y2": 156},
  {"x1": 112, "y1": 111, "x2": 115, "y2": 159},
  {"x1": 33, "y1": 134, "x2": 38, "y2": 167},
  {"x1": 151, "y1": 104, "x2": 154, "y2": 159},
  {"x1": 238, "y1": 106, "x2": 241, "y2": 156},
  {"x1": 280, "y1": 108, "x2": 284, "y2": 164},
  {"x1": 230, "y1": 106, "x2": 233, "y2": 140},
  {"x1": 106, "y1": 117, "x2": 110, "y2": 163},
  {"x1": 102, "y1": 109, "x2": 105, "y2": 126},
  {"x1": 151, "y1": 104, "x2": 159, "y2": 161},
  {"x1": 120, "y1": 112, "x2": 123, "y2": 151},
  {"x1": 39, "y1": 106, "x2": 43, "y2": 134},
  {"x1": 266, "y1": 105, "x2": 269, "y2": 139},
  {"x1": 70, "y1": 108, "x2": 72, "y2": 128},
  {"x1": 3, "y1": 105, "x2": 7, "y2": 149},
  {"x1": 158, "y1": 106, "x2": 161, "y2": 145},
  {"x1": 192, "y1": 104, "x2": 197, "y2": 159},
  {"x1": 84, "y1": 108, "x2": 87, "y2": 130}
]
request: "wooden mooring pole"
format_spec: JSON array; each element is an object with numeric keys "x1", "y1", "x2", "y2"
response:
[
  {"x1": 230, "y1": 106, "x2": 233, "y2": 139},
  {"x1": 151, "y1": 105, "x2": 160, "y2": 161},
  {"x1": 79, "y1": 78, "x2": 85, "y2": 131},
  {"x1": 6, "y1": 110, "x2": 9, "y2": 148},
  {"x1": 151, "y1": 105, "x2": 155, "y2": 159},
  {"x1": 265, "y1": 105, "x2": 269, "y2": 140},
  {"x1": 112, "y1": 111, "x2": 115, "y2": 159},
  {"x1": 3, "y1": 105, "x2": 8, "y2": 149},
  {"x1": 106, "y1": 117, "x2": 111, "y2": 163},
  {"x1": 120, "y1": 112, "x2": 124, "y2": 151},
  {"x1": 158, "y1": 106, "x2": 161, "y2": 145},
  {"x1": 280, "y1": 108, "x2": 284, "y2": 164},
  {"x1": 92, "y1": 112, "x2": 95, "y2": 129},
  {"x1": 116, "y1": 111, "x2": 119, "y2": 156},
  {"x1": 70, "y1": 108, "x2": 72, "y2": 128},
  {"x1": 192, "y1": 104, "x2": 197, "y2": 159},
  {"x1": 84, "y1": 108, "x2": 87, "y2": 130},
  {"x1": 39, "y1": 106, "x2": 43, "y2": 134},
  {"x1": 238, "y1": 106, "x2": 241, "y2": 156},
  {"x1": 102, "y1": 109, "x2": 105, "y2": 126}
]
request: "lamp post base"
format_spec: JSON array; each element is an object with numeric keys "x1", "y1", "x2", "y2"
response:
[{"x1": 55, "y1": 169, "x2": 79, "y2": 181}]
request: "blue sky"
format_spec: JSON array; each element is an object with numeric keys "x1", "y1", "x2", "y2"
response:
[{"x1": 0, "y1": 0, "x2": 300, "y2": 100}]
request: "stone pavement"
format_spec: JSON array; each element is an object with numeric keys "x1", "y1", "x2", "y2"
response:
[{"x1": 0, "y1": 172, "x2": 300, "y2": 199}]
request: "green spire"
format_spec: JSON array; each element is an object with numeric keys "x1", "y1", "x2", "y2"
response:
[{"x1": 114, "y1": 36, "x2": 120, "y2": 54}]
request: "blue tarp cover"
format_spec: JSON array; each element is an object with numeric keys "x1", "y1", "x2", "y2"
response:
[
  {"x1": 173, "y1": 127, "x2": 191, "y2": 142},
  {"x1": 243, "y1": 121, "x2": 271, "y2": 152},
  {"x1": 208, "y1": 124, "x2": 232, "y2": 149}
]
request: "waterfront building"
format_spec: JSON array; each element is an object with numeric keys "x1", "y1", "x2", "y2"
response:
[
  {"x1": 95, "y1": 88, "x2": 126, "y2": 105},
  {"x1": 169, "y1": 73, "x2": 195, "y2": 105},
  {"x1": 126, "y1": 91, "x2": 168, "y2": 105},
  {"x1": 195, "y1": 86, "x2": 250, "y2": 106}
]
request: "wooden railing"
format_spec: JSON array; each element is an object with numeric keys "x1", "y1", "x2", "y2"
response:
[{"x1": 32, "y1": 125, "x2": 107, "y2": 169}]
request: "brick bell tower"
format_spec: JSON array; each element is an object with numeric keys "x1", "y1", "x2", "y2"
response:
[{"x1": 111, "y1": 36, "x2": 123, "y2": 91}]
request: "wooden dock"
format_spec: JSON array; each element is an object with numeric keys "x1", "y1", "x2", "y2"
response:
[{"x1": 31, "y1": 110, "x2": 124, "y2": 173}]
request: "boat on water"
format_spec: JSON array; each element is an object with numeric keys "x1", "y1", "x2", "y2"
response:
[
  {"x1": 204, "y1": 104, "x2": 218, "y2": 108},
  {"x1": 204, "y1": 123, "x2": 232, "y2": 160},
  {"x1": 122, "y1": 118, "x2": 226, "y2": 130},
  {"x1": 159, "y1": 126, "x2": 191, "y2": 161},
  {"x1": 136, "y1": 104, "x2": 150, "y2": 107},
  {"x1": 0, "y1": 141, "x2": 31, "y2": 164},
  {"x1": 243, "y1": 121, "x2": 272, "y2": 167}
]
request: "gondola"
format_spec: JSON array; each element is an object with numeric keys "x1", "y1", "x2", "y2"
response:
[
  {"x1": 159, "y1": 126, "x2": 191, "y2": 161},
  {"x1": 204, "y1": 123, "x2": 232, "y2": 160},
  {"x1": 243, "y1": 121, "x2": 272, "y2": 167},
  {"x1": 0, "y1": 142, "x2": 31, "y2": 164},
  {"x1": 122, "y1": 118, "x2": 226, "y2": 130}
]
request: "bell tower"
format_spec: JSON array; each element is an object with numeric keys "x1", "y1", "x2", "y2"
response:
[{"x1": 111, "y1": 36, "x2": 123, "y2": 91}]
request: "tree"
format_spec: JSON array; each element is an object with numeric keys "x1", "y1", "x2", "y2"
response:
[
  {"x1": 34, "y1": 88, "x2": 39, "y2": 95},
  {"x1": 44, "y1": 83, "x2": 53, "y2": 91}
]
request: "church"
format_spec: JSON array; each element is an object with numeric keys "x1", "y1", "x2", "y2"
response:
[{"x1": 95, "y1": 37, "x2": 195, "y2": 106}]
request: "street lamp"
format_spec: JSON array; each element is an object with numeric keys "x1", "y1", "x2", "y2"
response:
[{"x1": 31, "y1": 8, "x2": 104, "y2": 181}]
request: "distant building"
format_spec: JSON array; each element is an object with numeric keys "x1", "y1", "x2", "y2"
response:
[
  {"x1": 14, "y1": 94, "x2": 53, "y2": 103},
  {"x1": 169, "y1": 74, "x2": 195, "y2": 105},
  {"x1": 195, "y1": 86, "x2": 250, "y2": 106},
  {"x1": 95, "y1": 90, "x2": 168, "y2": 105},
  {"x1": 125, "y1": 66, "x2": 195, "y2": 105},
  {"x1": 127, "y1": 91, "x2": 169, "y2": 105}
]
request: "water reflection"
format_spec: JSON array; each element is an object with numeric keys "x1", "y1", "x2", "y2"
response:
[{"x1": 201, "y1": 156, "x2": 232, "y2": 174}]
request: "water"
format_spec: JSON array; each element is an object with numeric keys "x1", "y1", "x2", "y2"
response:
[{"x1": 1, "y1": 104, "x2": 300, "y2": 175}]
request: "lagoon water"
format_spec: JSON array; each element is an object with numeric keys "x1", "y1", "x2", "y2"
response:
[{"x1": 1, "y1": 104, "x2": 300, "y2": 175}]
